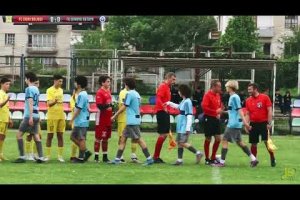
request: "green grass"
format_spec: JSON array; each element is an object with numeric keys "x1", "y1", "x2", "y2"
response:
[{"x1": 0, "y1": 130, "x2": 299, "y2": 184}]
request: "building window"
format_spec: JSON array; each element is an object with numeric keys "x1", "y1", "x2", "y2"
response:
[
  {"x1": 5, "y1": 34, "x2": 15, "y2": 45},
  {"x1": 5, "y1": 56, "x2": 14, "y2": 65},
  {"x1": 285, "y1": 16, "x2": 298, "y2": 29},
  {"x1": 40, "y1": 58, "x2": 55, "y2": 66},
  {"x1": 28, "y1": 34, "x2": 56, "y2": 47},
  {"x1": 263, "y1": 43, "x2": 271, "y2": 56}
]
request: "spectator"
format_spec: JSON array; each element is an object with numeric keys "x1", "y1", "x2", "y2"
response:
[
  {"x1": 283, "y1": 91, "x2": 292, "y2": 116},
  {"x1": 275, "y1": 88, "x2": 283, "y2": 114},
  {"x1": 171, "y1": 84, "x2": 182, "y2": 104},
  {"x1": 192, "y1": 86, "x2": 204, "y2": 116}
]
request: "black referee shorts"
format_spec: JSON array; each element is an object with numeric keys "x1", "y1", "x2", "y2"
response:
[
  {"x1": 203, "y1": 115, "x2": 221, "y2": 137},
  {"x1": 249, "y1": 121, "x2": 268, "y2": 144},
  {"x1": 156, "y1": 110, "x2": 170, "y2": 134}
]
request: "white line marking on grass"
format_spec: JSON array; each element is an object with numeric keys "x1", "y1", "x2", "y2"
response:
[{"x1": 211, "y1": 167, "x2": 222, "y2": 184}]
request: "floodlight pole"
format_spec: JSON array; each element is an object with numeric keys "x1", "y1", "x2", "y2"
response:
[{"x1": 272, "y1": 62, "x2": 276, "y2": 134}]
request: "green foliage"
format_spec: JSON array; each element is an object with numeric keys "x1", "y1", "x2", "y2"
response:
[
  {"x1": 76, "y1": 16, "x2": 217, "y2": 52},
  {"x1": 282, "y1": 28, "x2": 300, "y2": 58},
  {"x1": 220, "y1": 16, "x2": 261, "y2": 52}
]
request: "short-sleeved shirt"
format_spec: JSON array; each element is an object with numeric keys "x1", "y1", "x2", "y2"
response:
[
  {"x1": 0, "y1": 89, "x2": 10, "y2": 122},
  {"x1": 155, "y1": 82, "x2": 171, "y2": 111},
  {"x1": 95, "y1": 88, "x2": 112, "y2": 126},
  {"x1": 176, "y1": 98, "x2": 193, "y2": 134},
  {"x1": 124, "y1": 90, "x2": 141, "y2": 125},
  {"x1": 24, "y1": 85, "x2": 40, "y2": 118},
  {"x1": 245, "y1": 93, "x2": 272, "y2": 122},
  {"x1": 117, "y1": 88, "x2": 128, "y2": 123},
  {"x1": 46, "y1": 86, "x2": 65, "y2": 120},
  {"x1": 74, "y1": 90, "x2": 89, "y2": 127},
  {"x1": 201, "y1": 90, "x2": 222, "y2": 117},
  {"x1": 227, "y1": 93, "x2": 242, "y2": 129}
]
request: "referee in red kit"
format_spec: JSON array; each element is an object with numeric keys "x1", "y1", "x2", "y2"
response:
[
  {"x1": 245, "y1": 83, "x2": 276, "y2": 167},
  {"x1": 201, "y1": 80, "x2": 223, "y2": 165}
]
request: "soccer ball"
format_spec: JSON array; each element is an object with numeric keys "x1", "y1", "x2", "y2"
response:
[{"x1": 216, "y1": 154, "x2": 221, "y2": 162}]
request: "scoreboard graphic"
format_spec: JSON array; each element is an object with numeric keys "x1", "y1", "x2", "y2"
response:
[{"x1": 2, "y1": 16, "x2": 108, "y2": 25}]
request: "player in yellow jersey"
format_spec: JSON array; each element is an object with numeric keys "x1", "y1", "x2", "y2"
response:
[
  {"x1": 0, "y1": 78, "x2": 13, "y2": 161},
  {"x1": 25, "y1": 80, "x2": 43, "y2": 161},
  {"x1": 69, "y1": 88, "x2": 80, "y2": 161},
  {"x1": 117, "y1": 87, "x2": 140, "y2": 163},
  {"x1": 45, "y1": 75, "x2": 66, "y2": 162}
]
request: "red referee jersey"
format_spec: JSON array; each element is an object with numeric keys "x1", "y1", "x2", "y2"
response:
[
  {"x1": 155, "y1": 82, "x2": 171, "y2": 111},
  {"x1": 95, "y1": 88, "x2": 112, "y2": 126},
  {"x1": 245, "y1": 93, "x2": 272, "y2": 122},
  {"x1": 201, "y1": 90, "x2": 222, "y2": 117}
]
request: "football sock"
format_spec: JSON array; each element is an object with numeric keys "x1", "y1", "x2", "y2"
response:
[
  {"x1": 116, "y1": 149, "x2": 124, "y2": 159},
  {"x1": 17, "y1": 139, "x2": 24, "y2": 157},
  {"x1": 187, "y1": 146, "x2": 197, "y2": 154},
  {"x1": 221, "y1": 148, "x2": 228, "y2": 160},
  {"x1": 131, "y1": 143, "x2": 138, "y2": 154},
  {"x1": 204, "y1": 139, "x2": 210, "y2": 159},
  {"x1": 268, "y1": 149, "x2": 275, "y2": 160},
  {"x1": 211, "y1": 140, "x2": 220, "y2": 160},
  {"x1": 33, "y1": 141, "x2": 37, "y2": 155},
  {"x1": 58, "y1": 147, "x2": 64, "y2": 158},
  {"x1": 251, "y1": 144, "x2": 257, "y2": 157},
  {"x1": 178, "y1": 147, "x2": 184, "y2": 159},
  {"x1": 45, "y1": 147, "x2": 51, "y2": 158},
  {"x1": 71, "y1": 142, "x2": 78, "y2": 158},
  {"x1": 250, "y1": 154, "x2": 256, "y2": 161},
  {"x1": 79, "y1": 150, "x2": 85, "y2": 159},
  {"x1": 94, "y1": 140, "x2": 100, "y2": 153},
  {"x1": 102, "y1": 140, "x2": 108, "y2": 152},
  {"x1": 35, "y1": 141, "x2": 43, "y2": 158},
  {"x1": 241, "y1": 146, "x2": 251, "y2": 156},
  {"x1": 153, "y1": 135, "x2": 166, "y2": 159},
  {"x1": 25, "y1": 140, "x2": 32, "y2": 154},
  {"x1": 142, "y1": 147, "x2": 150, "y2": 158}
]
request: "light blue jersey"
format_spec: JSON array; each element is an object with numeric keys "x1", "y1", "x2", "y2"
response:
[
  {"x1": 74, "y1": 90, "x2": 90, "y2": 127},
  {"x1": 24, "y1": 85, "x2": 40, "y2": 118},
  {"x1": 227, "y1": 93, "x2": 242, "y2": 129},
  {"x1": 176, "y1": 98, "x2": 193, "y2": 134},
  {"x1": 124, "y1": 90, "x2": 141, "y2": 125}
]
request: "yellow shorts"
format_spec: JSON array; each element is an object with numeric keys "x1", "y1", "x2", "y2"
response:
[
  {"x1": 0, "y1": 122, "x2": 8, "y2": 135},
  {"x1": 47, "y1": 119, "x2": 66, "y2": 133},
  {"x1": 117, "y1": 122, "x2": 126, "y2": 137}
]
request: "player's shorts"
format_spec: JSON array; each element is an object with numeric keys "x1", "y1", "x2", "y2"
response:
[
  {"x1": 19, "y1": 117, "x2": 40, "y2": 135},
  {"x1": 249, "y1": 121, "x2": 268, "y2": 144},
  {"x1": 0, "y1": 122, "x2": 8, "y2": 135},
  {"x1": 203, "y1": 115, "x2": 221, "y2": 137},
  {"x1": 223, "y1": 127, "x2": 242, "y2": 143},
  {"x1": 157, "y1": 110, "x2": 170, "y2": 134},
  {"x1": 95, "y1": 125, "x2": 112, "y2": 140},
  {"x1": 123, "y1": 125, "x2": 141, "y2": 140},
  {"x1": 176, "y1": 133, "x2": 189, "y2": 143},
  {"x1": 26, "y1": 124, "x2": 42, "y2": 139},
  {"x1": 71, "y1": 127, "x2": 87, "y2": 140},
  {"x1": 117, "y1": 122, "x2": 126, "y2": 137},
  {"x1": 47, "y1": 119, "x2": 66, "y2": 133}
]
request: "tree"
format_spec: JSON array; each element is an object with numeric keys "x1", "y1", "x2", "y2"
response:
[
  {"x1": 276, "y1": 28, "x2": 300, "y2": 89},
  {"x1": 220, "y1": 16, "x2": 261, "y2": 52},
  {"x1": 76, "y1": 16, "x2": 217, "y2": 52}
]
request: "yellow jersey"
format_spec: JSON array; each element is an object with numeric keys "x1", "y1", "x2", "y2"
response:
[
  {"x1": 0, "y1": 89, "x2": 10, "y2": 123},
  {"x1": 70, "y1": 92, "x2": 79, "y2": 115},
  {"x1": 117, "y1": 88, "x2": 128, "y2": 123},
  {"x1": 46, "y1": 86, "x2": 65, "y2": 120}
]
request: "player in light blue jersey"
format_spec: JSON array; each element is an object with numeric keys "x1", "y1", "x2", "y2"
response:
[
  {"x1": 212, "y1": 80, "x2": 259, "y2": 167},
  {"x1": 13, "y1": 72, "x2": 45, "y2": 163},
  {"x1": 111, "y1": 77, "x2": 154, "y2": 165},
  {"x1": 165, "y1": 84, "x2": 203, "y2": 165},
  {"x1": 69, "y1": 76, "x2": 92, "y2": 163}
]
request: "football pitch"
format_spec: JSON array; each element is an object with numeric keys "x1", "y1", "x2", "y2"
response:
[{"x1": 0, "y1": 130, "x2": 299, "y2": 184}]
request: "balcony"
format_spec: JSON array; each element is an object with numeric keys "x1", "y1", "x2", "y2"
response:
[
  {"x1": 26, "y1": 44, "x2": 58, "y2": 54},
  {"x1": 258, "y1": 27, "x2": 274, "y2": 38}
]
